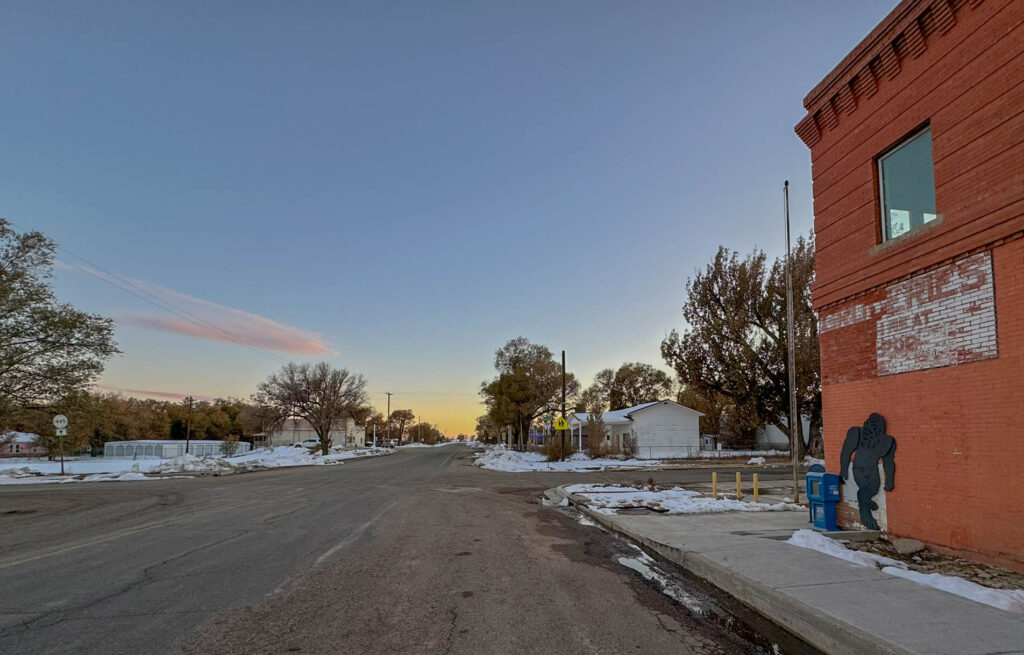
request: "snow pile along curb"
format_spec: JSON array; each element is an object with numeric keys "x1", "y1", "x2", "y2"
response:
[
  {"x1": 473, "y1": 445, "x2": 665, "y2": 472},
  {"x1": 565, "y1": 484, "x2": 804, "y2": 515}
]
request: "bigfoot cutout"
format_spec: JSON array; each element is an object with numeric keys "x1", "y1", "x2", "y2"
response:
[{"x1": 840, "y1": 413, "x2": 896, "y2": 530}]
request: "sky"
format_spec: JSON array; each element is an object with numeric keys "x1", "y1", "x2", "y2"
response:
[{"x1": 1, "y1": 0, "x2": 898, "y2": 436}]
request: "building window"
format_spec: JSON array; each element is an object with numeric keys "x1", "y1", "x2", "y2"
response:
[{"x1": 878, "y1": 127, "x2": 937, "y2": 241}]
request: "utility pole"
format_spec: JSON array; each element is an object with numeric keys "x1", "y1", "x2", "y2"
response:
[
  {"x1": 385, "y1": 392, "x2": 393, "y2": 447},
  {"x1": 561, "y1": 349, "x2": 566, "y2": 461},
  {"x1": 784, "y1": 181, "x2": 800, "y2": 503},
  {"x1": 184, "y1": 396, "x2": 194, "y2": 456}
]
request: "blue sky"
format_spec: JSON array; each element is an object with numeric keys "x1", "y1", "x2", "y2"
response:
[{"x1": 1, "y1": 1, "x2": 897, "y2": 434}]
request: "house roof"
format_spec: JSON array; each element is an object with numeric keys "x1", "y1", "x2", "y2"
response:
[
  {"x1": 570, "y1": 400, "x2": 704, "y2": 425},
  {"x1": 2, "y1": 431, "x2": 39, "y2": 444}
]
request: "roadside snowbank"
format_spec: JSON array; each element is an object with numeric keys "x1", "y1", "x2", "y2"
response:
[
  {"x1": 0, "y1": 446, "x2": 393, "y2": 484},
  {"x1": 566, "y1": 484, "x2": 804, "y2": 515},
  {"x1": 474, "y1": 445, "x2": 666, "y2": 472},
  {"x1": 786, "y1": 529, "x2": 1024, "y2": 613}
]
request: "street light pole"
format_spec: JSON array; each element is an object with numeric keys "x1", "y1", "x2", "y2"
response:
[
  {"x1": 784, "y1": 181, "x2": 800, "y2": 503},
  {"x1": 385, "y1": 392, "x2": 393, "y2": 447},
  {"x1": 184, "y1": 396, "x2": 194, "y2": 456},
  {"x1": 561, "y1": 350, "x2": 566, "y2": 461}
]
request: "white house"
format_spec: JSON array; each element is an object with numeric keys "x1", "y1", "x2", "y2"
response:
[
  {"x1": 755, "y1": 416, "x2": 813, "y2": 450},
  {"x1": 266, "y1": 417, "x2": 365, "y2": 448},
  {"x1": 569, "y1": 400, "x2": 704, "y2": 459}
]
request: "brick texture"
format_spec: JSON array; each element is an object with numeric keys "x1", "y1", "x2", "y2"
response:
[
  {"x1": 820, "y1": 253, "x2": 997, "y2": 383},
  {"x1": 801, "y1": 0, "x2": 1024, "y2": 571}
]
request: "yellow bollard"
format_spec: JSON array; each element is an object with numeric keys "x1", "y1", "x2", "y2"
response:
[
  {"x1": 712, "y1": 472, "x2": 718, "y2": 499},
  {"x1": 736, "y1": 472, "x2": 742, "y2": 500},
  {"x1": 753, "y1": 473, "x2": 759, "y2": 503}
]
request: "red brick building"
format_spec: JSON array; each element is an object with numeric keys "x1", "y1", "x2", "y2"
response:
[{"x1": 796, "y1": 0, "x2": 1023, "y2": 571}]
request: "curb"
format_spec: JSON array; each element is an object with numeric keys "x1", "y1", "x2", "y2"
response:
[{"x1": 555, "y1": 485, "x2": 913, "y2": 655}]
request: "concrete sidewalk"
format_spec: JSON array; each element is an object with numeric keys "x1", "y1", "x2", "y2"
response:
[{"x1": 549, "y1": 487, "x2": 1024, "y2": 655}]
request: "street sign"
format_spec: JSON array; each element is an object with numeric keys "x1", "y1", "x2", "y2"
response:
[
  {"x1": 56, "y1": 428, "x2": 67, "y2": 437},
  {"x1": 53, "y1": 414, "x2": 68, "y2": 429},
  {"x1": 553, "y1": 416, "x2": 569, "y2": 431}
]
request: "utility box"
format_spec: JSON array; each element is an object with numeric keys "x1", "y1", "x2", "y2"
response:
[{"x1": 806, "y1": 464, "x2": 840, "y2": 531}]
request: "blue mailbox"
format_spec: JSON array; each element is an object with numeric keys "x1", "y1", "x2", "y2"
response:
[{"x1": 806, "y1": 464, "x2": 841, "y2": 531}]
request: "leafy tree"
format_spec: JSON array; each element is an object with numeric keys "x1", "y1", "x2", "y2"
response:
[
  {"x1": 474, "y1": 414, "x2": 498, "y2": 443},
  {"x1": 408, "y1": 421, "x2": 443, "y2": 444},
  {"x1": 0, "y1": 220, "x2": 118, "y2": 423},
  {"x1": 661, "y1": 235, "x2": 819, "y2": 458},
  {"x1": 388, "y1": 409, "x2": 415, "y2": 444},
  {"x1": 255, "y1": 362, "x2": 370, "y2": 455},
  {"x1": 479, "y1": 337, "x2": 579, "y2": 453},
  {"x1": 582, "y1": 362, "x2": 674, "y2": 412}
]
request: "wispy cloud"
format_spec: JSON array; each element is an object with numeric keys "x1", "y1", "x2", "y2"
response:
[{"x1": 61, "y1": 258, "x2": 336, "y2": 356}]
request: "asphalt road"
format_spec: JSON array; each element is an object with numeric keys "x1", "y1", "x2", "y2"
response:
[{"x1": 0, "y1": 447, "x2": 806, "y2": 654}]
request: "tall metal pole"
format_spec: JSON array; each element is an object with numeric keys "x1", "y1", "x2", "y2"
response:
[
  {"x1": 784, "y1": 181, "x2": 800, "y2": 503},
  {"x1": 185, "y1": 396, "x2": 194, "y2": 456},
  {"x1": 385, "y1": 392, "x2": 393, "y2": 447},
  {"x1": 561, "y1": 350, "x2": 566, "y2": 461}
]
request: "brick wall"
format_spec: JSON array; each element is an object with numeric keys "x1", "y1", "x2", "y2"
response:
[
  {"x1": 799, "y1": 0, "x2": 1024, "y2": 571},
  {"x1": 797, "y1": 0, "x2": 1024, "y2": 310},
  {"x1": 823, "y1": 238, "x2": 1024, "y2": 570}
]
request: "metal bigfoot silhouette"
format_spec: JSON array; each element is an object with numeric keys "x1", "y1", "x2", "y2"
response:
[{"x1": 839, "y1": 413, "x2": 896, "y2": 530}]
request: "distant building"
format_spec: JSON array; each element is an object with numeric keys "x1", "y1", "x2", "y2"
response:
[
  {"x1": 796, "y1": 0, "x2": 1023, "y2": 570},
  {"x1": 0, "y1": 432, "x2": 46, "y2": 458},
  {"x1": 103, "y1": 440, "x2": 253, "y2": 459},
  {"x1": 266, "y1": 417, "x2": 365, "y2": 448},
  {"x1": 569, "y1": 400, "x2": 704, "y2": 459}
]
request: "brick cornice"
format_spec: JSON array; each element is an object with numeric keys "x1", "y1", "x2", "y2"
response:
[{"x1": 795, "y1": 0, "x2": 982, "y2": 148}]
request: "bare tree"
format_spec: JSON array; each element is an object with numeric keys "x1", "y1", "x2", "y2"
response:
[{"x1": 255, "y1": 362, "x2": 369, "y2": 456}]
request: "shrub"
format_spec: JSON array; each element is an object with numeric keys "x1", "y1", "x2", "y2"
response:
[
  {"x1": 542, "y1": 434, "x2": 577, "y2": 461},
  {"x1": 220, "y1": 435, "x2": 241, "y2": 457},
  {"x1": 622, "y1": 434, "x2": 639, "y2": 459}
]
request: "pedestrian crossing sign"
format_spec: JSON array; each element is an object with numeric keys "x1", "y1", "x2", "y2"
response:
[{"x1": 553, "y1": 417, "x2": 569, "y2": 431}]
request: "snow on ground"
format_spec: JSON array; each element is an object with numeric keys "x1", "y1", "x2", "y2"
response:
[
  {"x1": 566, "y1": 484, "x2": 804, "y2": 515},
  {"x1": 802, "y1": 455, "x2": 825, "y2": 468},
  {"x1": 0, "y1": 445, "x2": 393, "y2": 484},
  {"x1": 473, "y1": 445, "x2": 666, "y2": 472},
  {"x1": 786, "y1": 529, "x2": 905, "y2": 568},
  {"x1": 747, "y1": 456, "x2": 766, "y2": 465},
  {"x1": 786, "y1": 529, "x2": 1024, "y2": 614}
]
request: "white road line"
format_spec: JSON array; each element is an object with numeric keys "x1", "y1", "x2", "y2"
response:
[
  {"x1": 313, "y1": 501, "x2": 396, "y2": 567},
  {"x1": 0, "y1": 501, "x2": 258, "y2": 570}
]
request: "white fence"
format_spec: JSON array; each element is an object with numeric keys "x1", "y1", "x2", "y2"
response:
[{"x1": 104, "y1": 440, "x2": 252, "y2": 459}]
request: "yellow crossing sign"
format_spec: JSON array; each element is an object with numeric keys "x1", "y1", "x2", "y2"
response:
[{"x1": 553, "y1": 416, "x2": 569, "y2": 431}]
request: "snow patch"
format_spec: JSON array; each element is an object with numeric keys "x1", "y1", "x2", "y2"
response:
[
  {"x1": 747, "y1": 457, "x2": 766, "y2": 465},
  {"x1": 786, "y1": 529, "x2": 905, "y2": 569},
  {"x1": 473, "y1": 445, "x2": 665, "y2": 472},
  {"x1": 786, "y1": 529, "x2": 1024, "y2": 614},
  {"x1": 567, "y1": 484, "x2": 803, "y2": 515}
]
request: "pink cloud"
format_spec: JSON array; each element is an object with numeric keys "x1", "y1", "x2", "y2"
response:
[
  {"x1": 60, "y1": 259, "x2": 337, "y2": 356},
  {"x1": 120, "y1": 312, "x2": 335, "y2": 356}
]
